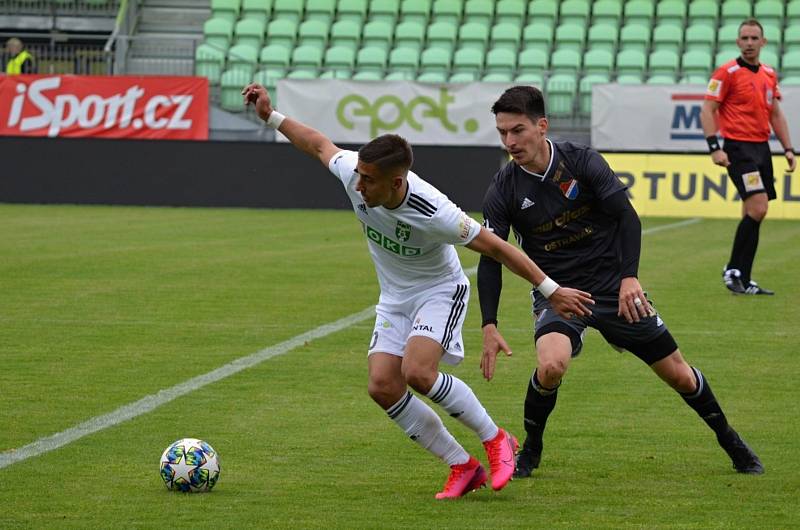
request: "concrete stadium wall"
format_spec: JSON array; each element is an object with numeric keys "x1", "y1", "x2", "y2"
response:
[{"x1": 0, "y1": 137, "x2": 508, "y2": 212}]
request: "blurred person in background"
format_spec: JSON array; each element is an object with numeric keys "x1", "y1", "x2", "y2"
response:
[{"x1": 5, "y1": 37, "x2": 34, "y2": 75}]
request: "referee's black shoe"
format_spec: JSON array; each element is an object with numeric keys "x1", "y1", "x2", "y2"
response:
[
  {"x1": 717, "y1": 427, "x2": 764, "y2": 475},
  {"x1": 722, "y1": 268, "x2": 747, "y2": 294},
  {"x1": 513, "y1": 437, "x2": 542, "y2": 478},
  {"x1": 744, "y1": 280, "x2": 775, "y2": 295}
]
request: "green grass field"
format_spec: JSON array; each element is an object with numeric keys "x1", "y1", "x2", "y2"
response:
[{"x1": 1, "y1": 204, "x2": 798, "y2": 529}]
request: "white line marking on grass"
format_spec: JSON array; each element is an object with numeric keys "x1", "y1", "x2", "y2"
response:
[{"x1": 0, "y1": 217, "x2": 701, "y2": 470}]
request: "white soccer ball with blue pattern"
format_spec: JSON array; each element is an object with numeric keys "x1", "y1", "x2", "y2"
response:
[{"x1": 159, "y1": 438, "x2": 220, "y2": 492}]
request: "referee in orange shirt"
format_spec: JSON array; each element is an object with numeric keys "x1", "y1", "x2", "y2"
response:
[{"x1": 700, "y1": 18, "x2": 796, "y2": 295}]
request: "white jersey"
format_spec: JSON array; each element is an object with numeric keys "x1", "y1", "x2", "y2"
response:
[{"x1": 328, "y1": 150, "x2": 481, "y2": 300}]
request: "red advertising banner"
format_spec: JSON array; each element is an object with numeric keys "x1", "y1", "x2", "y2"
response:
[{"x1": 0, "y1": 74, "x2": 209, "y2": 140}]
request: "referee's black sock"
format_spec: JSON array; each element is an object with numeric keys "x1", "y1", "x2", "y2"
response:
[
  {"x1": 727, "y1": 215, "x2": 760, "y2": 282},
  {"x1": 679, "y1": 367, "x2": 730, "y2": 439},
  {"x1": 523, "y1": 370, "x2": 559, "y2": 452}
]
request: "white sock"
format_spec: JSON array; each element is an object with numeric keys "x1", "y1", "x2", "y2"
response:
[
  {"x1": 387, "y1": 391, "x2": 469, "y2": 466},
  {"x1": 427, "y1": 372, "x2": 499, "y2": 443}
]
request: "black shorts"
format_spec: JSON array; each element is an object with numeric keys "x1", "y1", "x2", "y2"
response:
[
  {"x1": 532, "y1": 293, "x2": 678, "y2": 366},
  {"x1": 723, "y1": 139, "x2": 776, "y2": 201}
]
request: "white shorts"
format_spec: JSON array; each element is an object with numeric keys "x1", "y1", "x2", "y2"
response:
[{"x1": 368, "y1": 280, "x2": 470, "y2": 366}]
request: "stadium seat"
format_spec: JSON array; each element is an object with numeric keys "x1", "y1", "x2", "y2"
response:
[
  {"x1": 427, "y1": 21, "x2": 458, "y2": 52},
  {"x1": 417, "y1": 71, "x2": 448, "y2": 82},
  {"x1": 449, "y1": 71, "x2": 479, "y2": 82},
  {"x1": 762, "y1": 24, "x2": 781, "y2": 56},
  {"x1": 241, "y1": 0, "x2": 272, "y2": 23},
  {"x1": 291, "y1": 45, "x2": 323, "y2": 73},
  {"x1": 490, "y1": 22, "x2": 522, "y2": 52},
  {"x1": 760, "y1": 49, "x2": 779, "y2": 68},
  {"x1": 681, "y1": 49, "x2": 712, "y2": 81},
  {"x1": 220, "y1": 69, "x2": 252, "y2": 111},
  {"x1": 287, "y1": 69, "x2": 318, "y2": 79},
  {"x1": 684, "y1": 23, "x2": 716, "y2": 52},
  {"x1": 356, "y1": 46, "x2": 388, "y2": 74},
  {"x1": 583, "y1": 48, "x2": 614, "y2": 75},
  {"x1": 555, "y1": 23, "x2": 586, "y2": 52},
  {"x1": 624, "y1": 0, "x2": 655, "y2": 28},
  {"x1": 211, "y1": 0, "x2": 240, "y2": 24},
  {"x1": 616, "y1": 48, "x2": 646, "y2": 79},
  {"x1": 458, "y1": 22, "x2": 490, "y2": 52},
  {"x1": 352, "y1": 69, "x2": 384, "y2": 80},
  {"x1": 656, "y1": 0, "x2": 686, "y2": 28},
  {"x1": 483, "y1": 71, "x2": 514, "y2": 82},
  {"x1": 522, "y1": 22, "x2": 554, "y2": 54},
  {"x1": 652, "y1": 24, "x2": 683, "y2": 54},
  {"x1": 388, "y1": 47, "x2": 419, "y2": 78},
  {"x1": 369, "y1": 0, "x2": 400, "y2": 24},
  {"x1": 619, "y1": 23, "x2": 650, "y2": 53},
  {"x1": 419, "y1": 47, "x2": 451, "y2": 77},
  {"x1": 592, "y1": 0, "x2": 623, "y2": 28},
  {"x1": 647, "y1": 73, "x2": 676, "y2": 84},
  {"x1": 266, "y1": 19, "x2": 298, "y2": 49},
  {"x1": 485, "y1": 47, "x2": 517, "y2": 76},
  {"x1": 720, "y1": 0, "x2": 751, "y2": 26},
  {"x1": 717, "y1": 24, "x2": 739, "y2": 51},
  {"x1": 452, "y1": 47, "x2": 484, "y2": 78},
  {"x1": 305, "y1": 0, "x2": 336, "y2": 24},
  {"x1": 649, "y1": 49, "x2": 679, "y2": 77},
  {"x1": 234, "y1": 18, "x2": 265, "y2": 50},
  {"x1": 195, "y1": 44, "x2": 226, "y2": 85},
  {"x1": 551, "y1": 48, "x2": 581, "y2": 74},
  {"x1": 560, "y1": 0, "x2": 591, "y2": 27},
  {"x1": 401, "y1": 0, "x2": 432, "y2": 25},
  {"x1": 203, "y1": 17, "x2": 234, "y2": 52},
  {"x1": 432, "y1": 0, "x2": 463, "y2": 25},
  {"x1": 495, "y1": 0, "x2": 526, "y2": 25},
  {"x1": 688, "y1": 0, "x2": 719, "y2": 29},
  {"x1": 272, "y1": 0, "x2": 304, "y2": 24},
  {"x1": 338, "y1": 0, "x2": 369, "y2": 23},
  {"x1": 395, "y1": 20, "x2": 426, "y2": 52},
  {"x1": 322, "y1": 46, "x2": 356, "y2": 77},
  {"x1": 788, "y1": 0, "x2": 800, "y2": 27},
  {"x1": 546, "y1": 73, "x2": 577, "y2": 116},
  {"x1": 781, "y1": 76, "x2": 800, "y2": 85},
  {"x1": 783, "y1": 27, "x2": 800, "y2": 58},
  {"x1": 259, "y1": 43, "x2": 291, "y2": 71},
  {"x1": 527, "y1": 0, "x2": 558, "y2": 28},
  {"x1": 715, "y1": 49, "x2": 736, "y2": 67},
  {"x1": 253, "y1": 68, "x2": 283, "y2": 99},
  {"x1": 579, "y1": 73, "x2": 610, "y2": 115},
  {"x1": 298, "y1": 19, "x2": 329, "y2": 49},
  {"x1": 463, "y1": 0, "x2": 494, "y2": 26},
  {"x1": 783, "y1": 50, "x2": 800, "y2": 77},
  {"x1": 515, "y1": 72, "x2": 544, "y2": 87},
  {"x1": 518, "y1": 47, "x2": 549, "y2": 72},
  {"x1": 362, "y1": 20, "x2": 393, "y2": 52},
  {"x1": 329, "y1": 20, "x2": 361, "y2": 51},
  {"x1": 754, "y1": 0, "x2": 784, "y2": 29},
  {"x1": 227, "y1": 43, "x2": 258, "y2": 76},
  {"x1": 587, "y1": 23, "x2": 618, "y2": 53}
]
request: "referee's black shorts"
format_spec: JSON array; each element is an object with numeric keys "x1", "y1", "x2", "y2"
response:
[{"x1": 723, "y1": 139, "x2": 777, "y2": 201}]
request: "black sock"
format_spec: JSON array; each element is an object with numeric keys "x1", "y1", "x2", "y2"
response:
[
  {"x1": 679, "y1": 367, "x2": 730, "y2": 439},
  {"x1": 727, "y1": 215, "x2": 760, "y2": 282},
  {"x1": 523, "y1": 370, "x2": 559, "y2": 451}
]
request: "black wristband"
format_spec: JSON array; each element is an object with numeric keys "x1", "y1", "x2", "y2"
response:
[
  {"x1": 706, "y1": 136, "x2": 721, "y2": 153},
  {"x1": 482, "y1": 318, "x2": 498, "y2": 328},
  {"x1": 785, "y1": 147, "x2": 795, "y2": 155}
]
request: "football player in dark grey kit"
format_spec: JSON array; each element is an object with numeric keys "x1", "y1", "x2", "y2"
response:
[{"x1": 477, "y1": 86, "x2": 763, "y2": 478}]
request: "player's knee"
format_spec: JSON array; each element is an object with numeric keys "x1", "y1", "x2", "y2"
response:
[
  {"x1": 400, "y1": 362, "x2": 437, "y2": 394},
  {"x1": 537, "y1": 358, "x2": 568, "y2": 385},
  {"x1": 368, "y1": 377, "x2": 402, "y2": 409},
  {"x1": 746, "y1": 200, "x2": 768, "y2": 221}
]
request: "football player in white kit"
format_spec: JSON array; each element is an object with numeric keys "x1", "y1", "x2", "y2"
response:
[{"x1": 243, "y1": 83, "x2": 594, "y2": 499}]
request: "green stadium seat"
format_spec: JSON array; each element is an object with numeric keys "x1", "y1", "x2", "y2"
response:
[
  {"x1": 458, "y1": 22, "x2": 490, "y2": 52},
  {"x1": 323, "y1": 45, "x2": 356, "y2": 78},
  {"x1": 682, "y1": 49, "x2": 712, "y2": 79},
  {"x1": 234, "y1": 18, "x2": 265, "y2": 50},
  {"x1": 227, "y1": 43, "x2": 258, "y2": 76},
  {"x1": 272, "y1": 0, "x2": 304, "y2": 24},
  {"x1": 463, "y1": 0, "x2": 494, "y2": 26},
  {"x1": 754, "y1": 0, "x2": 784, "y2": 29},
  {"x1": 522, "y1": 22, "x2": 554, "y2": 53},
  {"x1": 400, "y1": 0, "x2": 432, "y2": 25},
  {"x1": 518, "y1": 47, "x2": 549, "y2": 71},
  {"x1": 395, "y1": 20, "x2": 426, "y2": 52},
  {"x1": 419, "y1": 47, "x2": 451, "y2": 76},
  {"x1": 583, "y1": 48, "x2": 613, "y2": 75},
  {"x1": 452, "y1": 47, "x2": 484, "y2": 76},
  {"x1": 717, "y1": 24, "x2": 739, "y2": 51},
  {"x1": 619, "y1": 23, "x2": 650, "y2": 52},
  {"x1": 649, "y1": 49, "x2": 679, "y2": 77},
  {"x1": 680, "y1": 74, "x2": 709, "y2": 84},
  {"x1": 384, "y1": 71, "x2": 411, "y2": 80},
  {"x1": 616, "y1": 48, "x2": 646, "y2": 79},
  {"x1": 203, "y1": 17, "x2": 234, "y2": 52},
  {"x1": 427, "y1": 21, "x2": 458, "y2": 52},
  {"x1": 291, "y1": 45, "x2": 323, "y2": 73},
  {"x1": 617, "y1": 74, "x2": 644, "y2": 84},
  {"x1": 220, "y1": 68, "x2": 252, "y2": 111},
  {"x1": 783, "y1": 50, "x2": 800, "y2": 77},
  {"x1": 352, "y1": 70, "x2": 384, "y2": 80},
  {"x1": 587, "y1": 23, "x2": 618, "y2": 53},
  {"x1": 592, "y1": 0, "x2": 623, "y2": 28},
  {"x1": 388, "y1": 46, "x2": 419, "y2": 77},
  {"x1": 362, "y1": 20, "x2": 393, "y2": 52},
  {"x1": 485, "y1": 47, "x2": 517, "y2": 76},
  {"x1": 356, "y1": 46, "x2": 388, "y2": 74},
  {"x1": 781, "y1": 76, "x2": 800, "y2": 85},
  {"x1": 788, "y1": 0, "x2": 800, "y2": 26},
  {"x1": 298, "y1": 19, "x2": 329, "y2": 49},
  {"x1": 555, "y1": 23, "x2": 586, "y2": 52},
  {"x1": 688, "y1": 0, "x2": 719, "y2": 29},
  {"x1": 785, "y1": 26, "x2": 800, "y2": 54},
  {"x1": 623, "y1": 0, "x2": 655, "y2": 28},
  {"x1": 305, "y1": 0, "x2": 336, "y2": 24},
  {"x1": 241, "y1": 0, "x2": 272, "y2": 23},
  {"x1": 319, "y1": 70, "x2": 352, "y2": 79},
  {"x1": 652, "y1": 23, "x2": 683, "y2": 54},
  {"x1": 527, "y1": 0, "x2": 558, "y2": 28},
  {"x1": 546, "y1": 73, "x2": 577, "y2": 117},
  {"x1": 760, "y1": 49, "x2": 779, "y2": 68},
  {"x1": 483, "y1": 71, "x2": 514, "y2": 82},
  {"x1": 656, "y1": 0, "x2": 686, "y2": 28},
  {"x1": 490, "y1": 22, "x2": 522, "y2": 52},
  {"x1": 338, "y1": 0, "x2": 369, "y2": 23},
  {"x1": 515, "y1": 72, "x2": 544, "y2": 87},
  {"x1": 287, "y1": 69, "x2": 318, "y2": 79},
  {"x1": 685, "y1": 24, "x2": 715, "y2": 52},
  {"x1": 369, "y1": 0, "x2": 400, "y2": 24},
  {"x1": 330, "y1": 20, "x2": 361, "y2": 51},
  {"x1": 195, "y1": 43, "x2": 226, "y2": 85},
  {"x1": 449, "y1": 71, "x2": 478, "y2": 82},
  {"x1": 253, "y1": 68, "x2": 284, "y2": 94},
  {"x1": 417, "y1": 71, "x2": 448, "y2": 82},
  {"x1": 259, "y1": 43, "x2": 291, "y2": 71},
  {"x1": 715, "y1": 49, "x2": 736, "y2": 67},
  {"x1": 266, "y1": 19, "x2": 298, "y2": 49},
  {"x1": 432, "y1": 0, "x2": 463, "y2": 25},
  {"x1": 647, "y1": 73, "x2": 676, "y2": 84},
  {"x1": 495, "y1": 0, "x2": 526, "y2": 25},
  {"x1": 560, "y1": 0, "x2": 591, "y2": 27},
  {"x1": 551, "y1": 48, "x2": 581, "y2": 74},
  {"x1": 721, "y1": 0, "x2": 751, "y2": 26},
  {"x1": 763, "y1": 24, "x2": 781, "y2": 56},
  {"x1": 211, "y1": 0, "x2": 240, "y2": 24},
  {"x1": 579, "y1": 73, "x2": 610, "y2": 114}
]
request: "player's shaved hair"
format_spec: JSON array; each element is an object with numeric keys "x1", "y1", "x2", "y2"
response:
[
  {"x1": 358, "y1": 134, "x2": 414, "y2": 175},
  {"x1": 491, "y1": 86, "x2": 547, "y2": 122},
  {"x1": 738, "y1": 18, "x2": 764, "y2": 37}
]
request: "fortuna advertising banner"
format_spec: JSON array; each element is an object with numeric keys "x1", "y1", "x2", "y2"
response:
[
  {"x1": 276, "y1": 79, "x2": 513, "y2": 146},
  {"x1": 592, "y1": 84, "x2": 800, "y2": 153},
  {"x1": 0, "y1": 75, "x2": 209, "y2": 140}
]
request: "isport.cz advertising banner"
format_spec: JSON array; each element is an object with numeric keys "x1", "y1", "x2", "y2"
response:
[
  {"x1": 604, "y1": 153, "x2": 800, "y2": 220},
  {"x1": 0, "y1": 75, "x2": 209, "y2": 140},
  {"x1": 276, "y1": 79, "x2": 513, "y2": 146}
]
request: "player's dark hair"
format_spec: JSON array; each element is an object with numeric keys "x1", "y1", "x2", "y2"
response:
[
  {"x1": 358, "y1": 134, "x2": 414, "y2": 175},
  {"x1": 491, "y1": 86, "x2": 547, "y2": 121},
  {"x1": 738, "y1": 18, "x2": 764, "y2": 37}
]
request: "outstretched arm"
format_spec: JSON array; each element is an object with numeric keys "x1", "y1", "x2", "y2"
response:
[{"x1": 242, "y1": 83, "x2": 341, "y2": 167}]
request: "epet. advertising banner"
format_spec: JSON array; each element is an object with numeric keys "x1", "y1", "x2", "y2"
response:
[
  {"x1": 605, "y1": 152, "x2": 800, "y2": 219},
  {"x1": 592, "y1": 84, "x2": 800, "y2": 153},
  {"x1": 0, "y1": 75, "x2": 209, "y2": 140},
  {"x1": 276, "y1": 79, "x2": 512, "y2": 146}
]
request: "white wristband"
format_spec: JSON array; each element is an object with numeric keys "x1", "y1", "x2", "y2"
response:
[
  {"x1": 266, "y1": 110, "x2": 285, "y2": 129},
  {"x1": 536, "y1": 276, "x2": 560, "y2": 298}
]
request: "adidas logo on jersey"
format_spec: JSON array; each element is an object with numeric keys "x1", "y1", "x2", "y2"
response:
[{"x1": 521, "y1": 197, "x2": 535, "y2": 209}]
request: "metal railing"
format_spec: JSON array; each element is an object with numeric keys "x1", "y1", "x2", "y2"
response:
[
  {"x1": 0, "y1": 0, "x2": 121, "y2": 17},
  {"x1": 0, "y1": 32, "x2": 113, "y2": 74}
]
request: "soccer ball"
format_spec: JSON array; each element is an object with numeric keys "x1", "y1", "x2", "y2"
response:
[{"x1": 159, "y1": 438, "x2": 220, "y2": 492}]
